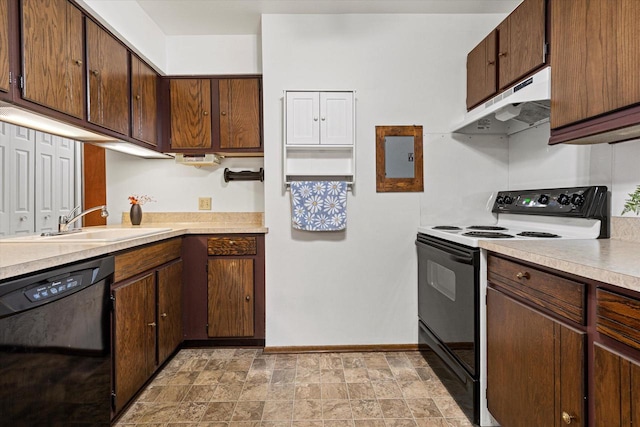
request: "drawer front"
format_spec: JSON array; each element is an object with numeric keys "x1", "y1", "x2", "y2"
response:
[
  {"x1": 114, "y1": 238, "x2": 182, "y2": 282},
  {"x1": 487, "y1": 254, "x2": 585, "y2": 324},
  {"x1": 597, "y1": 288, "x2": 640, "y2": 351},
  {"x1": 208, "y1": 236, "x2": 257, "y2": 256}
]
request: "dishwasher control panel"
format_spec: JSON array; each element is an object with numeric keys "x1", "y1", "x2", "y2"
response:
[{"x1": 25, "y1": 275, "x2": 84, "y2": 302}]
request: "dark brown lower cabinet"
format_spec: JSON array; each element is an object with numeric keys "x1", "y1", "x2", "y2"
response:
[
  {"x1": 182, "y1": 234, "x2": 265, "y2": 344},
  {"x1": 207, "y1": 258, "x2": 254, "y2": 337},
  {"x1": 112, "y1": 239, "x2": 183, "y2": 416},
  {"x1": 594, "y1": 344, "x2": 640, "y2": 426},
  {"x1": 487, "y1": 288, "x2": 585, "y2": 427},
  {"x1": 113, "y1": 273, "x2": 156, "y2": 414},
  {"x1": 158, "y1": 260, "x2": 184, "y2": 364}
]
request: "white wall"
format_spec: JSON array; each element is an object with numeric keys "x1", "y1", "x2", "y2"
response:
[
  {"x1": 262, "y1": 13, "x2": 506, "y2": 347},
  {"x1": 506, "y1": 122, "x2": 640, "y2": 217},
  {"x1": 105, "y1": 151, "x2": 264, "y2": 224},
  {"x1": 166, "y1": 35, "x2": 261, "y2": 75}
]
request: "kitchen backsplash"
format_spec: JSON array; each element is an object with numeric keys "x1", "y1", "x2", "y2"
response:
[{"x1": 612, "y1": 217, "x2": 640, "y2": 242}]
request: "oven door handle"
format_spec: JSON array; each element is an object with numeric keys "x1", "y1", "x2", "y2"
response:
[{"x1": 416, "y1": 239, "x2": 475, "y2": 265}]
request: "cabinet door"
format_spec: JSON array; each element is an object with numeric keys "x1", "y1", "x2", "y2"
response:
[
  {"x1": 594, "y1": 343, "x2": 640, "y2": 426},
  {"x1": 22, "y1": 0, "x2": 84, "y2": 118},
  {"x1": 286, "y1": 91, "x2": 320, "y2": 145},
  {"x1": 113, "y1": 273, "x2": 156, "y2": 413},
  {"x1": 320, "y1": 92, "x2": 353, "y2": 145},
  {"x1": 0, "y1": 0, "x2": 9, "y2": 93},
  {"x1": 170, "y1": 79, "x2": 212, "y2": 149},
  {"x1": 498, "y1": 0, "x2": 545, "y2": 89},
  {"x1": 207, "y1": 258, "x2": 254, "y2": 337},
  {"x1": 219, "y1": 78, "x2": 261, "y2": 150},
  {"x1": 86, "y1": 20, "x2": 129, "y2": 135},
  {"x1": 132, "y1": 56, "x2": 158, "y2": 146},
  {"x1": 487, "y1": 288, "x2": 585, "y2": 427},
  {"x1": 466, "y1": 31, "x2": 497, "y2": 110},
  {"x1": 551, "y1": 0, "x2": 640, "y2": 129},
  {"x1": 157, "y1": 260, "x2": 183, "y2": 365}
]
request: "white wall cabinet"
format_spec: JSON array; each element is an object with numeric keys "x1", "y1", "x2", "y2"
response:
[
  {"x1": 0, "y1": 122, "x2": 78, "y2": 237},
  {"x1": 284, "y1": 91, "x2": 355, "y2": 186},
  {"x1": 286, "y1": 91, "x2": 354, "y2": 145}
]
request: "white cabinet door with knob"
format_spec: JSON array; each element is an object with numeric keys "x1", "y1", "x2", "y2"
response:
[{"x1": 286, "y1": 91, "x2": 353, "y2": 145}]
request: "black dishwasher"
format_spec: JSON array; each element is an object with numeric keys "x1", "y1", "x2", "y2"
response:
[{"x1": 0, "y1": 256, "x2": 114, "y2": 426}]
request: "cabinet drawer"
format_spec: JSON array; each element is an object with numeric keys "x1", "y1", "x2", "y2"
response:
[
  {"x1": 114, "y1": 238, "x2": 182, "y2": 282},
  {"x1": 487, "y1": 254, "x2": 585, "y2": 324},
  {"x1": 207, "y1": 237, "x2": 256, "y2": 256},
  {"x1": 597, "y1": 288, "x2": 640, "y2": 351}
]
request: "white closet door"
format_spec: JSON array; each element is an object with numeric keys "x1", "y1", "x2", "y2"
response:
[
  {"x1": 286, "y1": 92, "x2": 320, "y2": 145},
  {"x1": 0, "y1": 123, "x2": 10, "y2": 237},
  {"x1": 56, "y1": 137, "x2": 76, "y2": 222},
  {"x1": 35, "y1": 132, "x2": 77, "y2": 233},
  {"x1": 9, "y1": 126, "x2": 35, "y2": 235}
]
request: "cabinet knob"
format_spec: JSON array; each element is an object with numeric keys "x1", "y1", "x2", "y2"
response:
[
  {"x1": 321, "y1": 116, "x2": 326, "y2": 121},
  {"x1": 160, "y1": 313, "x2": 167, "y2": 318},
  {"x1": 147, "y1": 322, "x2": 157, "y2": 327},
  {"x1": 488, "y1": 60, "x2": 495, "y2": 65},
  {"x1": 498, "y1": 51, "x2": 507, "y2": 57},
  {"x1": 44, "y1": 215, "x2": 50, "y2": 220},
  {"x1": 516, "y1": 271, "x2": 530, "y2": 280},
  {"x1": 19, "y1": 216, "x2": 28, "y2": 222},
  {"x1": 221, "y1": 111, "x2": 227, "y2": 116},
  {"x1": 562, "y1": 412, "x2": 575, "y2": 424},
  {"x1": 314, "y1": 117, "x2": 319, "y2": 121},
  {"x1": 135, "y1": 95, "x2": 141, "y2": 100},
  {"x1": 91, "y1": 69, "x2": 99, "y2": 76},
  {"x1": 203, "y1": 111, "x2": 209, "y2": 116},
  {"x1": 74, "y1": 59, "x2": 83, "y2": 66},
  {"x1": 246, "y1": 295, "x2": 250, "y2": 301}
]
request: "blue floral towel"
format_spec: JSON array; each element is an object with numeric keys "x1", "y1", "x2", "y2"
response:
[{"x1": 290, "y1": 181, "x2": 348, "y2": 231}]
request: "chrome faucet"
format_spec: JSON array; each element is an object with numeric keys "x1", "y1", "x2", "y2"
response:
[{"x1": 58, "y1": 205, "x2": 109, "y2": 232}]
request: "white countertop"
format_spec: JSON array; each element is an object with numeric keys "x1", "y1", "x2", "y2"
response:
[
  {"x1": 480, "y1": 238, "x2": 640, "y2": 293},
  {"x1": 0, "y1": 222, "x2": 268, "y2": 281}
]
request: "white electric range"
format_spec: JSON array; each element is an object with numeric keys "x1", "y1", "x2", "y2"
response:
[{"x1": 416, "y1": 186, "x2": 609, "y2": 426}]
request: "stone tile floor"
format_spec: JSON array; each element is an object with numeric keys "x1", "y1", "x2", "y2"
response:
[{"x1": 114, "y1": 348, "x2": 473, "y2": 427}]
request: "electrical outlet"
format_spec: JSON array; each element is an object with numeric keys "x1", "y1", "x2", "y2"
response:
[{"x1": 198, "y1": 197, "x2": 212, "y2": 210}]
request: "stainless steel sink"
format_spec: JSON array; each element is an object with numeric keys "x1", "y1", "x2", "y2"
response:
[{"x1": 1, "y1": 228, "x2": 172, "y2": 243}]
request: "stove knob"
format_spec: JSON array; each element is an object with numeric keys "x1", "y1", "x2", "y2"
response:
[
  {"x1": 503, "y1": 196, "x2": 513, "y2": 204},
  {"x1": 538, "y1": 194, "x2": 550, "y2": 205},
  {"x1": 496, "y1": 196, "x2": 504, "y2": 204},
  {"x1": 571, "y1": 193, "x2": 585, "y2": 206},
  {"x1": 557, "y1": 194, "x2": 571, "y2": 205}
]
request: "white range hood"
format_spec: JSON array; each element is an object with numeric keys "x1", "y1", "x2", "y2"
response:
[{"x1": 452, "y1": 66, "x2": 551, "y2": 135}]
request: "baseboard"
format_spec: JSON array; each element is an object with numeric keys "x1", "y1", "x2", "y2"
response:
[
  {"x1": 182, "y1": 339, "x2": 265, "y2": 348},
  {"x1": 263, "y1": 343, "x2": 420, "y2": 354}
]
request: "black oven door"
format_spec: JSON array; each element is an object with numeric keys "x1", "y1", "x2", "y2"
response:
[{"x1": 416, "y1": 233, "x2": 479, "y2": 376}]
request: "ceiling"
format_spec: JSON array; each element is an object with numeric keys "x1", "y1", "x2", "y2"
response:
[{"x1": 135, "y1": 0, "x2": 522, "y2": 35}]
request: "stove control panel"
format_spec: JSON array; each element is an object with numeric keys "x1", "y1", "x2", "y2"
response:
[{"x1": 492, "y1": 186, "x2": 609, "y2": 221}]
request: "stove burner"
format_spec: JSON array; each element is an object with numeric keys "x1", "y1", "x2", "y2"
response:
[
  {"x1": 432, "y1": 226, "x2": 462, "y2": 230},
  {"x1": 467, "y1": 225, "x2": 508, "y2": 231},
  {"x1": 517, "y1": 232, "x2": 561, "y2": 238},
  {"x1": 462, "y1": 231, "x2": 514, "y2": 239}
]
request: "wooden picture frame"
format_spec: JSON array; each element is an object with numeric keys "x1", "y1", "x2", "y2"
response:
[{"x1": 375, "y1": 125, "x2": 423, "y2": 192}]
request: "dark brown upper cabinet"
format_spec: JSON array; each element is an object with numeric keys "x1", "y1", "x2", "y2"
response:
[
  {"x1": 21, "y1": 0, "x2": 84, "y2": 118},
  {"x1": 465, "y1": 0, "x2": 546, "y2": 111},
  {"x1": 169, "y1": 78, "x2": 212, "y2": 150},
  {"x1": 218, "y1": 78, "x2": 262, "y2": 151},
  {"x1": 0, "y1": 0, "x2": 9, "y2": 94},
  {"x1": 86, "y1": 19, "x2": 129, "y2": 135},
  {"x1": 550, "y1": 0, "x2": 640, "y2": 130},
  {"x1": 131, "y1": 56, "x2": 158, "y2": 146},
  {"x1": 466, "y1": 31, "x2": 497, "y2": 110},
  {"x1": 497, "y1": 0, "x2": 545, "y2": 90}
]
